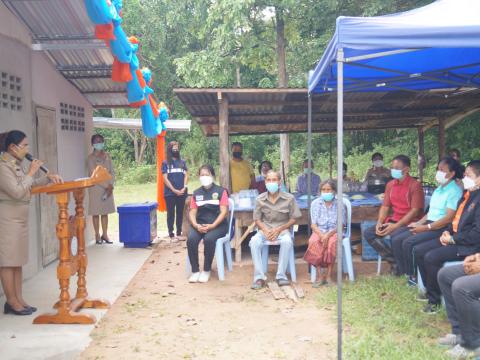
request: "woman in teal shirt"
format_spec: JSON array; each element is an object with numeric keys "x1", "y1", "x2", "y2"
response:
[{"x1": 391, "y1": 157, "x2": 463, "y2": 281}]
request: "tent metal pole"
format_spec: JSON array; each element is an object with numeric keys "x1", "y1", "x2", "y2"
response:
[
  {"x1": 345, "y1": 48, "x2": 421, "y2": 62},
  {"x1": 307, "y1": 93, "x2": 312, "y2": 235},
  {"x1": 336, "y1": 47, "x2": 345, "y2": 360}
]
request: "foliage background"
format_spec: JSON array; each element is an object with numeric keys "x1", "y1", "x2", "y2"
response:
[{"x1": 94, "y1": 0, "x2": 479, "y2": 186}]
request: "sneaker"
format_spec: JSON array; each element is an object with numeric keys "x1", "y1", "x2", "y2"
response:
[
  {"x1": 416, "y1": 293, "x2": 428, "y2": 302},
  {"x1": 438, "y1": 333, "x2": 462, "y2": 347},
  {"x1": 188, "y1": 272, "x2": 200, "y2": 283},
  {"x1": 446, "y1": 344, "x2": 470, "y2": 359},
  {"x1": 276, "y1": 278, "x2": 290, "y2": 287},
  {"x1": 423, "y1": 303, "x2": 441, "y2": 314},
  {"x1": 198, "y1": 271, "x2": 211, "y2": 283}
]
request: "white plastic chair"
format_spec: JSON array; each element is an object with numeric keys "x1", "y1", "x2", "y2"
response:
[
  {"x1": 186, "y1": 198, "x2": 235, "y2": 281},
  {"x1": 261, "y1": 228, "x2": 297, "y2": 282},
  {"x1": 310, "y1": 197, "x2": 354, "y2": 282}
]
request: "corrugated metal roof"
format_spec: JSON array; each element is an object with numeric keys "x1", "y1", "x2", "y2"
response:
[
  {"x1": 2, "y1": 0, "x2": 126, "y2": 108},
  {"x1": 174, "y1": 88, "x2": 480, "y2": 136}
]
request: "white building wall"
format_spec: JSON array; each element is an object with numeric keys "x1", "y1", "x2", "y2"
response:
[{"x1": 0, "y1": 2, "x2": 94, "y2": 284}]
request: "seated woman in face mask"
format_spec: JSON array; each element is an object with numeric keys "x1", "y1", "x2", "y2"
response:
[
  {"x1": 363, "y1": 152, "x2": 391, "y2": 194},
  {"x1": 254, "y1": 160, "x2": 272, "y2": 194},
  {"x1": 187, "y1": 164, "x2": 229, "y2": 284},
  {"x1": 304, "y1": 179, "x2": 346, "y2": 287},
  {"x1": 391, "y1": 157, "x2": 463, "y2": 281}
]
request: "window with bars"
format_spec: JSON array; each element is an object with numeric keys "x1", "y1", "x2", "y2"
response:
[
  {"x1": 0, "y1": 72, "x2": 23, "y2": 112},
  {"x1": 60, "y1": 102, "x2": 85, "y2": 133}
]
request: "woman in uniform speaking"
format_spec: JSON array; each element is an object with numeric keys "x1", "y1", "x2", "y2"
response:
[{"x1": 0, "y1": 130, "x2": 62, "y2": 315}]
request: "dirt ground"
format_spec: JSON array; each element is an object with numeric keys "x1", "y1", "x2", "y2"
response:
[{"x1": 80, "y1": 239, "x2": 340, "y2": 360}]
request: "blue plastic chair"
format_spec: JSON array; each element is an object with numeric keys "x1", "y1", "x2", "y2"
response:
[
  {"x1": 260, "y1": 228, "x2": 296, "y2": 282},
  {"x1": 310, "y1": 197, "x2": 354, "y2": 283},
  {"x1": 186, "y1": 198, "x2": 235, "y2": 281}
]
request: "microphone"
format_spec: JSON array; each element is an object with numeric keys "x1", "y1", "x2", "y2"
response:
[{"x1": 25, "y1": 153, "x2": 49, "y2": 174}]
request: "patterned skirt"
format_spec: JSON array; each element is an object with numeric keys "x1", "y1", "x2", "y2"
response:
[{"x1": 303, "y1": 232, "x2": 338, "y2": 267}]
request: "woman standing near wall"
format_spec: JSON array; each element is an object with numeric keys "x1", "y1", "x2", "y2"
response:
[
  {"x1": 0, "y1": 130, "x2": 62, "y2": 315},
  {"x1": 87, "y1": 134, "x2": 115, "y2": 244}
]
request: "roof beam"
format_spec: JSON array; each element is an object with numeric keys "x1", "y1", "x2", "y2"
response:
[
  {"x1": 58, "y1": 65, "x2": 112, "y2": 72},
  {"x1": 82, "y1": 90, "x2": 125, "y2": 94},
  {"x1": 33, "y1": 35, "x2": 96, "y2": 42},
  {"x1": 32, "y1": 42, "x2": 107, "y2": 51},
  {"x1": 66, "y1": 74, "x2": 112, "y2": 79}
]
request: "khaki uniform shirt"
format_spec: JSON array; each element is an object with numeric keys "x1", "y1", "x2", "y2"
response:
[
  {"x1": 0, "y1": 152, "x2": 48, "y2": 203},
  {"x1": 253, "y1": 191, "x2": 302, "y2": 229}
]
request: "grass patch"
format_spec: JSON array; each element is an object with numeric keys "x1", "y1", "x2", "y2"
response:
[{"x1": 317, "y1": 275, "x2": 451, "y2": 359}]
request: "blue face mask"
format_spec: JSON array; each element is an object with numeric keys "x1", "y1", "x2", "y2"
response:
[
  {"x1": 93, "y1": 143, "x2": 105, "y2": 151},
  {"x1": 321, "y1": 192, "x2": 335, "y2": 202},
  {"x1": 266, "y1": 182, "x2": 279, "y2": 194},
  {"x1": 391, "y1": 168, "x2": 403, "y2": 179}
]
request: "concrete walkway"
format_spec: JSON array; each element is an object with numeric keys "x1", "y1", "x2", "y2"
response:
[{"x1": 0, "y1": 242, "x2": 152, "y2": 360}]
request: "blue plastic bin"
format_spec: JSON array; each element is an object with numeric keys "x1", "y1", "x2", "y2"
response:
[
  {"x1": 117, "y1": 202, "x2": 158, "y2": 248},
  {"x1": 361, "y1": 220, "x2": 393, "y2": 261},
  {"x1": 361, "y1": 220, "x2": 379, "y2": 261}
]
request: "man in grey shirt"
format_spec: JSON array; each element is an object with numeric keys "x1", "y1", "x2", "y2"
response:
[{"x1": 250, "y1": 170, "x2": 302, "y2": 289}]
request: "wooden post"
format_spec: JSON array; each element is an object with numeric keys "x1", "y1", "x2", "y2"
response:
[
  {"x1": 329, "y1": 132, "x2": 333, "y2": 178},
  {"x1": 218, "y1": 92, "x2": 230, "y2": 191},
  {"x1": 438, "y1": 117, "x2": 446, "y2": 160},
  {"x1": 417, "y1": 127, "x2": 425, "y2": 183},
  {"x1": 276, "y1": 7, "x2": 290, "y2": 185}
]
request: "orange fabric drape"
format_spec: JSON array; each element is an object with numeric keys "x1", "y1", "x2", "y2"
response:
[
  {"x1": 149, "y1": 95, "x2": 159, "y2": 118},
  {"x1": 95, "y1": 24, "x2": 115, "y2": 42},
  {"x1": 111, "y1": 58, "x2": 133, "y2": 82},
  {"x1": 156, "y1": 132, "x2": 167, "y2": 212}
]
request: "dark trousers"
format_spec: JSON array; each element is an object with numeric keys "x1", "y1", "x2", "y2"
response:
[
  {"x1": 391, "y1": 223, "x2": 445, "y2": 276},
  {"x1": 364, "y1": 224, "x2": 409, "y2": 263},
  {"x1": 165, "y1": 195, "x2": 186, "y2": 236},
  {"x1": 415, "y1": 240, "x2": 466, "y2": 305},
  {"x1": 438, "y1": 264, "x2": 480, "y2": 350},
  {"x1": 187, "y1": 223, "x2": 228, "y2": 273}
]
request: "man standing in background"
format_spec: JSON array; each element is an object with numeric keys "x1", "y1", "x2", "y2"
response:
[{"x1": 230, "y1": 142, "x2": 255, "y2": 193}]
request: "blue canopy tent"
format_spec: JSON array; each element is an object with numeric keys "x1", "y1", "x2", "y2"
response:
[{"x1": 307, "y1": 0, "x2": 480, "y2": 357}]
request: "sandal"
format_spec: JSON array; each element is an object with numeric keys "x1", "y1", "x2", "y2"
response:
[
  {"x1": 251, "y1": 279, "x2": 265, "y2": 290},
  {"x1": 312, "y1": 279, "x2": 328, "y2": 288},
  {"x1": 101, "y1": 235, "x2": 113, "y2": 244}
]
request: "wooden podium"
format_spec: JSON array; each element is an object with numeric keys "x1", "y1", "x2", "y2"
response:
[{"x1": 31, "y1": 166, "x2": 112, "y2": 324}]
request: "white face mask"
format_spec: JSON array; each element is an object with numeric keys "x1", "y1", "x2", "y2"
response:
[
  {"x1": 463, "y1": 176, "x2": 476, "y2": 190},
  {"x1": 435, "y1": 170, "x2": 448, "y2": 185},
  {"x1": 373, "y1": 160, "x2": 383, "y2": 168},
  {"x1": 199, "y1": 176, "x2": 213, "y2": 188}
]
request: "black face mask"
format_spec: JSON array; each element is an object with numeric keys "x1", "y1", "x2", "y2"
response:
[
  {"x1": 172, "y1": 150, "x2": 179, "y2": 157},
  {"x1": 233, "y1": 152, "x2": 242, "y2": 159}
]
